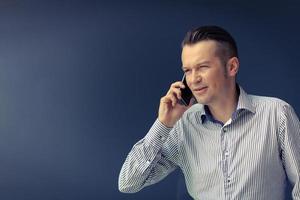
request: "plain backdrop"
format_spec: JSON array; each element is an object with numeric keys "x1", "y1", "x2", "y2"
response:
[{"x1": 0, "y1": 0, "x2": 299, "y2": 199}]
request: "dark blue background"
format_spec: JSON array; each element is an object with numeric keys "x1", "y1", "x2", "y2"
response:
[{"x1": 0, "y1": 0, "x2": 299, "y2": 199}]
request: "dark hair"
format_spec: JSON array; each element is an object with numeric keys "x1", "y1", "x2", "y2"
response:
[{"x1": 181, "y1": 26, "x2": 238, "y2": 64}]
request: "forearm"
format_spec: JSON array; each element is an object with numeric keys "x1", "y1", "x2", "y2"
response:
[{"x1": 118, "y1": 119, "x2": 177, "y2": 193}]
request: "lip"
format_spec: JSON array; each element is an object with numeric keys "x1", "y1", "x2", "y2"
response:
[{"x1": 193, "y1": 86, "x2": 208, "y2": 94}]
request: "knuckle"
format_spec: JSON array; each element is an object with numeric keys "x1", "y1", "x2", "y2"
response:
[
  {"x1": 171, "y1": 82, "x2": 180, "y2": 87},
  {"x1": 168, "y1": 89, "x2": 175, "y2": 95},
  {"x1": 175, "y1": 88, "x2": 181, "y2": 93}
]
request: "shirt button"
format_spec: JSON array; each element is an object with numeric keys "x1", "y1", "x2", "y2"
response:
[
  {"x1": 225, "y1": 151, "x2": 229, "y2": 157},
  {"x1": 223, "y1": 128, "x2": 227, "y2": 132},
  {"x1": 227, "y1": 176, "x2": 231, "y2": 183},
  {"x1": 159, "y1": 135, "x2": 165, "y2": 141},
  {"x1": 146, "y1": 160, "x2": 151, "y2": 165}
]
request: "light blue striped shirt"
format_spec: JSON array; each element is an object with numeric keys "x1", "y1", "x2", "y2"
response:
[{"x1": 119, "y1": 85, "x2": 300, "y2": 199}]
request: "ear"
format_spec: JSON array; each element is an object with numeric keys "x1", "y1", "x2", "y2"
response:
[{"x1": 226, "y1": 57, "x2": 239, "y2": 77}]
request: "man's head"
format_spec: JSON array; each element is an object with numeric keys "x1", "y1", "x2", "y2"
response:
[
  {"x1": 181, "y1": 26, "x2": 239, "y2": 106},
  {"x1": 181, "y1": 25, "x2": 238, "y2": 66}
]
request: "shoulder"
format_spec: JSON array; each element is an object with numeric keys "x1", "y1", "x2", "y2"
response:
[
  {"x1": 247, "y1": 94, "x2": 297, "y2": 120},
  {"x1": 249, "y1": 94, "x2": 290, "y2": 109}
]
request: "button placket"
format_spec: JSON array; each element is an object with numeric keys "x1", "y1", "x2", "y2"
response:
[{"x1": 221, "y1": 126, "x2": 232, "y2": 186}]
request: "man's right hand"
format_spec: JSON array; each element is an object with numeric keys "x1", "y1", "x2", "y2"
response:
[{"x1": 158, "y1": 81, "x2": 194, "y2": 128}]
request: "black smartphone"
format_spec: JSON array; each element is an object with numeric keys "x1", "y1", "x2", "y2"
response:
[{"x1": 179, "y1": 74, "x2": 193, "y2": 106}]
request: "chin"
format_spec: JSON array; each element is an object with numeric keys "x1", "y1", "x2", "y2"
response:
[
  {"x1": 194, "y1": 97, "x2": 207, "y2": 105},
  {"x1": 194, "y1": 94, "x2": 212, "y2": 105}
]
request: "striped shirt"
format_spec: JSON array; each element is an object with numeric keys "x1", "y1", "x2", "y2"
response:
[{"x1": 118, "y1": 85, "x2": 300, "y2": 200}]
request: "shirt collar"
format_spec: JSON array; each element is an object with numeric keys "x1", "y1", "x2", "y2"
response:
[{"x1": 198, "y1": 84, "x2": 256, "y2": 124}]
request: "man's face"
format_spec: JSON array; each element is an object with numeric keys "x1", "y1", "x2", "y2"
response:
[{"x1": 181, "y1": 40, "x2": 232, "y2": 106}]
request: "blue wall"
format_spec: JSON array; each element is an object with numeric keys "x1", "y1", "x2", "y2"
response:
[{"x1": 0, "y1": 0, "x2": 298, "y2": 199}]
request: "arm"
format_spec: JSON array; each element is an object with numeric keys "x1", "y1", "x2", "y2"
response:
[
  {"x1": 280, "y1": 104, "x2": 300, "y2": 199},
  {"x1": 118, "y1": 119, "x2": 181, "y2": 193},
  {"x1": 118, "y1": 80, "x2": 193, "y2": 193}
]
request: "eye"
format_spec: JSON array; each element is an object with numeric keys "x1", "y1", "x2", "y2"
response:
[
  {"x1": 200, "y1": 65, "x2": 209, "y2": 68},
  {"x1": 183, "y1": 69, "x2": 190, "y2": 73},
  {"x1": 198, "y1": 65, "x2": 209, "y2": 70}
]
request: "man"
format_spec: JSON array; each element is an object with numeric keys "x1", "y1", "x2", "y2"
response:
[{"x1": 118, "y1": 25, "x2": 300, "y2": 199}]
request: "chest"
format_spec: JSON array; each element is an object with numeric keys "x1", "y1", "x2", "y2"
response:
[{"x1": 179, "y1": 111, "x2": 282, "y2": 180}]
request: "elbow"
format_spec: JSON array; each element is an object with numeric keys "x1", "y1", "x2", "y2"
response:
[
  {"x1": 118, "y1": 183, "x2": 139, "y2": 194},
  {"x1": 118, "y1": 184, "x2": 135, "y2": 194},
  {"x1": 118, "y1": 175, "x2": 142, "y2": 193},
  {"x1": 118, "y1": 179, "x2": 130, "y2": 193}
]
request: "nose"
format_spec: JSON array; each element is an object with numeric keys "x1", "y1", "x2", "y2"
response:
[{"x1": 190, "y1": 70, "x2": 201, "y2": 84}]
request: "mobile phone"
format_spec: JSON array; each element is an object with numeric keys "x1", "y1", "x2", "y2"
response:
[{"x1": 179, "y1": 74, "x2": 193, "y2": 106}]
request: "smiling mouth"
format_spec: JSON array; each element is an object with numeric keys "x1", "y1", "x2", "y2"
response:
[{"x1": 193, "y1": 87, "x2": 207, "y2": 91}]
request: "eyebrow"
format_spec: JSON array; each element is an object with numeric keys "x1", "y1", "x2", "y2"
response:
[{"x1": 182, "y1": 61, "x2": 211, "y2": 70}]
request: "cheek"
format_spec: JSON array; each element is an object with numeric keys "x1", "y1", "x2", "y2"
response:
[
  {"x1": 207, "y1": 71, "x2": 225, "y2": 88},
  {"x1": 186, "y1": 76, "x2": 193, "y2": 87}
]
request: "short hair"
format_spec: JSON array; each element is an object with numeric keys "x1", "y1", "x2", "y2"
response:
[{"x1": 181, "y1": 25, "x2": 238, "y2": 64}]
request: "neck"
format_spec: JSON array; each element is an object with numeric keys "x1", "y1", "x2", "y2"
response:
[{"x1": 208, "y1": 84, "x2": 239, "y2": 124}]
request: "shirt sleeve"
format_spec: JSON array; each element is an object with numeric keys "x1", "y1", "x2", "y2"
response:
[
  {"x1": 118, "y1": 119, "x2": 181, "y2": 193},
  {"x1": 280, "y1": 104, "x2": 300, "y2": 199}
]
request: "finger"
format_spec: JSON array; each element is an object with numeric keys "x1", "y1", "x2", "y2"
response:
[
  {"x1": 172, "y1": 88, "x2": 182, "y2": 100},
  {"x1": 167, "y1": 84, "x2": 184, "y2": 96},
  {"x1": 171, "y1": 81, "x2": 185, "y2": 89},
  {"x1": 160, "y1": 96, "x2": 171, "y2": 104},
  {"x1": 167, "y1": 88, "x2": 182, "y2": 99},
  {"x1": 166, "y1": 93, "x2": 178, "y2": 107},
  {"x1": 161, "y1": 94, "x2": 177, "y2": 107}
]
